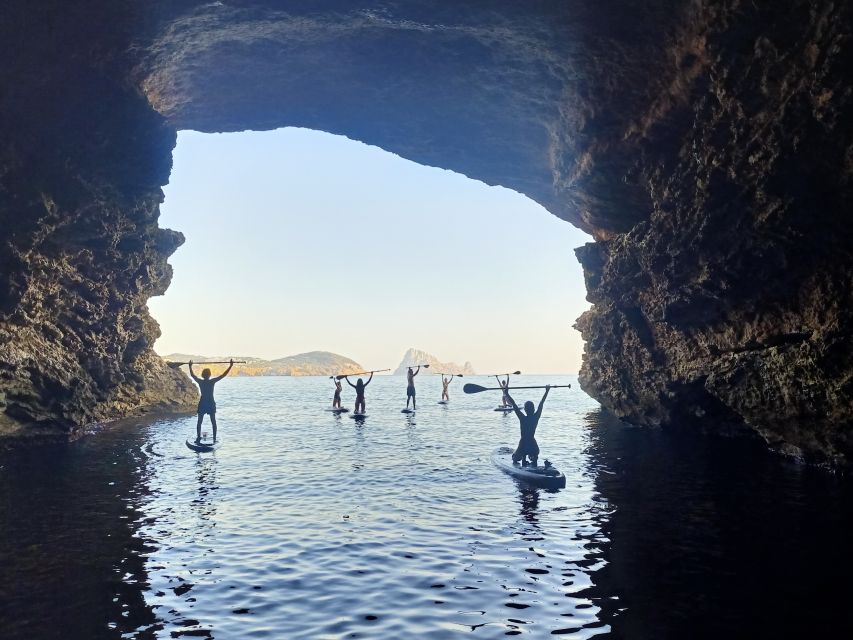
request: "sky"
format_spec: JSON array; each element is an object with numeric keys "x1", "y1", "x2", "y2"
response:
[{"x1": 149, "y1": 128, "x2": 592, "y2": 374}]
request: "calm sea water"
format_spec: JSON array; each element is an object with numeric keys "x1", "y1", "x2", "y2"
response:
[{"x1": 1, "y1": 376, "x2": 851, "y2": 639}]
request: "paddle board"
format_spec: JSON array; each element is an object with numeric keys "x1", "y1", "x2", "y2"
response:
[
  {"x1": 186, "y1": 438, "x2": 220, "y2": 453},
  {"x1": 401, "y1": 408, "x2": 416, "y2": 414},
  {"x1": 490, "y1": 446, "x2": 566, "y2": 489},
  {"x1": 437, "y1": 400, "x2": 449, "y2": 405},
  {"x1": 494, "y1": 406, "x2": 514, "y2": 412},
  {"x1": 350, "y1": 413, "x2": 368, "y2": 419},
  {"x1": 325, "y1": 407, "x2": 350, "y2": 413}
]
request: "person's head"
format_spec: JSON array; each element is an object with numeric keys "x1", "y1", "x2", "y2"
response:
[
  {"x1": 408, "y1": 367, "x2": 413, "y2": 373},
  {"x1": 202, "y1": 368, "x2": 212, "y2": 379},
  {"x1": 357, "y1": 377, "x2": 364, "y2": 388},
  {"x1": 524, "y1": 400, "x2": 535, "y2": 414}
]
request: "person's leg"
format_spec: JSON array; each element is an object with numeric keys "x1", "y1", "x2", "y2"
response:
[
  {"x1": 529, "y1": 441, "x2": 540, "y2": 467},
  {"x1": 211, "y1": 414, "x2": 218, "y2": 441},
  {"x1": 196, "y1": 414, "x2": 203, "y2": 441},
  {"x1": 412, "y1": 391, "x2": 416, "y2": 410}
]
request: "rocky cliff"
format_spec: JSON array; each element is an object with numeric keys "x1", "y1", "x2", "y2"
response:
[
  {"x1": 0, "y1": 1, "x2": 850, "y2": 460},
  {"x1": 393, "y1": 349, "x2": 475, "y2": 376}
]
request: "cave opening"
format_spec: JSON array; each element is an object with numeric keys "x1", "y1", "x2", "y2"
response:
[{"x1": 149, "y1": 127, "x2": 592, "y2": 374}]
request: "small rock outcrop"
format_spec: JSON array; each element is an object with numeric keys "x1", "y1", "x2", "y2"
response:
[{"x1": 393, "y1": 349, "x2": 475, "y2": 376}]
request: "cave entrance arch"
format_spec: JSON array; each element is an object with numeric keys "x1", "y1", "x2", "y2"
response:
[{"x1": 149, "y1": 126, "x2": 591, "y2": 374}]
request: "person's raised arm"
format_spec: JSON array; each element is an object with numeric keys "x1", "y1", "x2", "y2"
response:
[
  {"x1": 188, "y1": 361, "x2": 202, "y2": 383},
  {"x1": 506, "y1": 392, "x2": 523, "y2": 420},
  {"x1": 345, "y1": 376, "x2": 357, "y2": 389},
  {"x1": 535, "y1": 385, "x2": 551, "y2": 418},
  {"x1": 213, "y1": 359, "x2": 235, "y2": 382},
  {"x1": 414, "y1": 366, "x2": 420, "y2": 377},
  {"x1": 365, "y1": 372, "x2": 374, "y2": 386}
]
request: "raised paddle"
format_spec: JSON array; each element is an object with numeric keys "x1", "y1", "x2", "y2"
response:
[
  {"x1": 485, "y1": 370, "x2": 522, "y2": 377},
  {"x1": 463, "y1": 383, "x2": 571, "y2": 394},
  {"x1": 336, "y1": 369, "x2": 391, "y2": 380},
  {"x1": 166, "y1": 360, "x2": 246, "y2": 368},
  {"x1": 433, "y1": 372, "x2": 463, "y2": 377}
]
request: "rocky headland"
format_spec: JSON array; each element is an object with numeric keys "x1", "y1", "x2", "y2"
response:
[{"x1": 164, "y1": 351, "x2": 364, "y2": 377}]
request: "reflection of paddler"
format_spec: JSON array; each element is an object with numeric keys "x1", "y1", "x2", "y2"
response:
[
  {"x1": 189, "y1": 359, "x2": 235, "y2": 442},
  {"x1": 346, "y1": 372, "x2": 373, "y2": 414},
  {"x1": 406, "y1": 366, "x2": 420, "y2": 410},
  {"x1": 506, "y1": 385, "x2": 550, "y2": 467}
]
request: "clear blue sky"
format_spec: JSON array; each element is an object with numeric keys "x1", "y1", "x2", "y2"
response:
[{"x1": 149, "y1": 128, "x2": 591, "y2": 373}]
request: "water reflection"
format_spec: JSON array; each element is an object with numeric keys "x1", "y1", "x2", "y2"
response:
[
  {"x1": 3, "y1": 379, "x2": 853, "y2": 639},
  {"x1": 582, "y1": 408, "x2": 853, "y2": 638}
]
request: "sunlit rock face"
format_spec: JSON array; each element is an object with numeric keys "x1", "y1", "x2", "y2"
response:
[{"x1": 0, "y1": 0, "x2": 851, "y2": 460}]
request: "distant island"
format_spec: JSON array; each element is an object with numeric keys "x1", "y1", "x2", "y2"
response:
[
  {"x1": 162, "y1": 351, "x2": 364, "y2": 377},
  {"x1": 393, "y1": 348, "x2": 476, "y2": 375}
]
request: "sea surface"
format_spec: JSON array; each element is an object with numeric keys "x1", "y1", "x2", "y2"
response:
[{"x1": 1, "y1": 376, "x2": 851, "y2": 639}]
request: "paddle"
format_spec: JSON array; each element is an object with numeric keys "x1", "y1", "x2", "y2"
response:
[
  {"x1": 463, "y1": 383, "x2": 571, "y2": 394},
  {"x1": 432, "y1": 372, "x2": 463, "y2": 377},
  {"x1": 167, "y1": 360, "x2": 246, "y2": 369},
  {"x1": 485, "y1": 370, "x2": 522, "y2": 377},
  {"x1": 336, "y1": 369, "x2": 390, "y2": 380}
]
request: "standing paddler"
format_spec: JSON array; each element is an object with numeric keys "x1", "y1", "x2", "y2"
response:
[
  {"x1": 346, "y1": 372, "x2": 373, "y2": 414},
  {"x1": 189, "y1": 359, "x2": 235, "y2": 443},
  {"x1": 332, "y1": 377, "x2": 343, "y2": 409},
  {"x1": 406, "y1": 366, "x2": 420, "y2": 410},
  {"x1": 505, "y1": 385, "x2": 550, "y2": 467},
  {"x1": 496, "y1": 374, "x2": 510, "y2": 407},
  {"x1": 441, "y1": 375, "x2": 454, "y2": 402}
]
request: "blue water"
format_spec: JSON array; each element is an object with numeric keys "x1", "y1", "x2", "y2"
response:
[{"x1": 1, "y1": 376, "x2": 852, "y2": 638}]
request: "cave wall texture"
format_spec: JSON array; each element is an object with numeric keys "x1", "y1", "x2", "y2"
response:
[{"x1": 0, "y1": 1, "x2": 851, "y2": 461}]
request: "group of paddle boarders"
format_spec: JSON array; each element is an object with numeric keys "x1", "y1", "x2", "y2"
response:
[{"x1": 186, "y1": 361, "x2": 554, "y2": 473}]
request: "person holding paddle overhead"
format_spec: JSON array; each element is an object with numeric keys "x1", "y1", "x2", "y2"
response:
[
  {"x1": 496, "y1": 375, "x2": 510, "y2": 407},
  {"x1": 188, "y1": 359, "x2": 235, "y2": 443},
  {"x1": 441, "y1": 375, "x2": 454, "y2": 401},
  {"x1": 332, "y1": 377, "x2": 343, "y2": 409},
  {"x1": 506, "y1": 385, "x2": 550, "y2": 467},
  {"x1": 406, "y1": 366, "x2": 420, "y2": 410},
  {"x1": 346, "y1": 372, "x2": 373, "y2": 414}
]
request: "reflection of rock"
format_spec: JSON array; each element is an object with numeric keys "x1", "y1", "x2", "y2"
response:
[
  {"x1": 393, "y1": 349, "x2": 475, "y2": 376},
  {"x1": 164, "y1": 351, "x2": 364, "y2": 377},
  {"x1": 0, "y1": 2, "x2": 850, "y2": 461}
]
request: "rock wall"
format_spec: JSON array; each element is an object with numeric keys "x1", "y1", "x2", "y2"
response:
[
  {"x1": 0, "y1": 1, "x2": 850, "y2": 460},
  {"x1": 0, "y1": 1, "x2": 196, "y2": 436},
  {"x1": 573, "y1": 1, "x2": 853, "y2": 463}
]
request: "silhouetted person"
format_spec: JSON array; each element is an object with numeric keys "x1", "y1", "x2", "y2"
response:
[
  {"x1": 189, "y1": 359, "x2": 234, "y2": 442},
  {"x1": 332, "y1": 378, "x2": 343, "y2": 409},
  {"x1": 496, "y1": 375, "x2": 510, "y2": 407},
  {"x1": 506, "y1": 385, "x2": 550, "y2": 467},
  {"x1": 442, "y1": 375, "x2": 453, "y2": 401},
  {"x1": 346, "y1": 372, "x2": 373, "y2": 413},
  {"x1": 406, "y1": 366, "x2": 420, "y2": 409}
]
